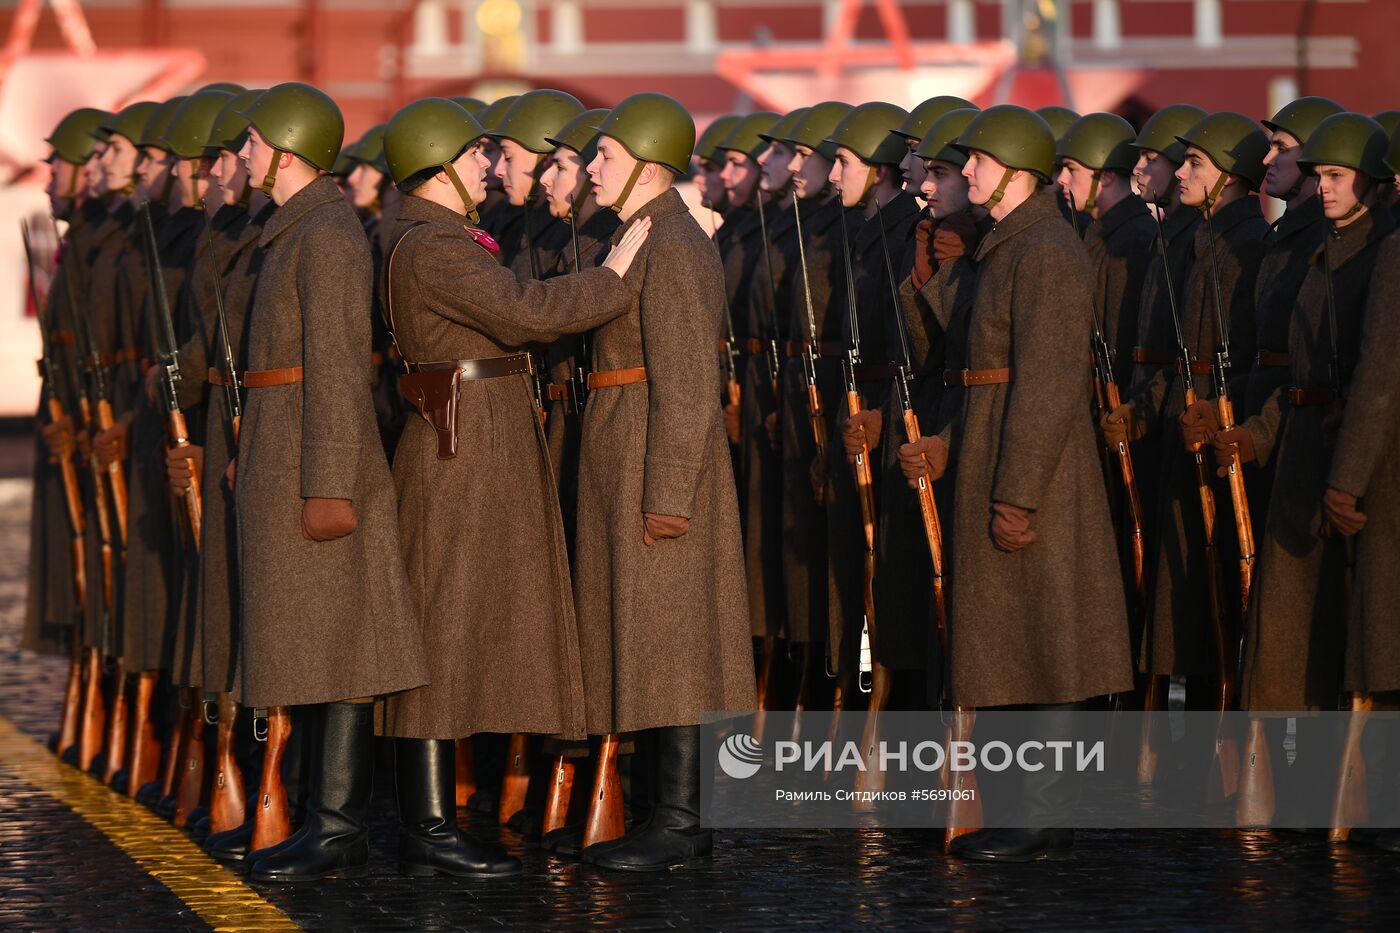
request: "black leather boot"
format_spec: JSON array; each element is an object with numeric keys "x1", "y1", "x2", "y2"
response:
[
  {"x1": 583, "y1": 726, "x2": 712, "y2": 872},
  {"x1": 395, "y1": 738, "x2": 521, "y2": 879},
  {"x1": 205, "y1": 816, "x2": 254, "y2": 861},
  {"x1": 248, "y1": 702, "x2": 374, "y2": 883},
  {"x1": 949, "y1": 703, "x2": 1081, "y2": 863}
]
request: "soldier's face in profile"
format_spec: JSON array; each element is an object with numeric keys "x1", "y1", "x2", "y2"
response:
[
  {"x1": 541, "y1": 149, "x2": 587, "y2": 220},
  {"x1": 758, "y1": 141, "x2": 795, "y2": 196},
  {"x1": 210, "y1": 149, "x2": 249, "y2": 207},
  {"x1": 701, "y1": 158, "x2": 728, "y2": 211},
  {"x1": 1315, "y1": 164, "x2": 1369, "y2": 223},
  {"x1": 921, "y1": 159, "x2": 970, "y2": 218},
  {"x1": 788, "y1": 145, "x2": 830, "y2": 199},
  {"x1": 829, "y1": 146, "x2": 871, "y2": 208},
  {"x1": 239, "y1": 127, "x2": 276, "y2": 189},
  {"x1": 44, "y1": 157, "x2": 80, "y2": 209},
  {"x1": 136, "y1": 146, "x2": 170, "y2": 199},
  {"x1": 962, "y1": 149, "x2": 1007, "y2": 207},
  {"x1": 1175, "y1": 147, "x2": 1223, "y2": 209},
  {"x1": 482, "y1": 138, "x2": 504, "y2": 193},
  {"x1": 1133, "y1": 149, "x2": 1176, "y2": 204},
  {"x1": 101, "y1": 135, "x2": 140, "y2": 197},
  {"x1": 586, "y1": 136, "x2": 632, "y2": 209},
  {"x1": 84, "y1": 145, "x2": 107, "y2": 196},
  {"x1": 449, "y1": 139, "x2": 490, "y2": 208},
  {"x1": 720, "y1": 150, "x2": 760, "y2": 205},
  {"x1": 901, "y1": 139, "x2": 928, "y2": 195},
  {"x1": 496, "y1": 138, "x2": 541, "y2": 207},
  {"x1": 1056, "y1": 157, "x2": 1096, "y2": 213},
  {"x1": 347, "y1": 163, "x2": 384, "y2": 211},
  {"x1": 1262, "y1": 131, "x2": 1305, "y2": 201}
]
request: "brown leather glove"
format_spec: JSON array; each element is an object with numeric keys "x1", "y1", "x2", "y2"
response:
[
  {"x1": 94, "y1": 422, "x2": 128, "y2": 468},
  {"x1": 166, "y1": 444, "x2": 203, "y2": 493},
  {"x1": 1211, "y1": 426, "x2": 1255, "y2": 476},
  {"x1": 809, "y1": 453, "x2": 826, "y2": 506},
  {"x1": 898, "y1": 435, "x2": 948, "y2": 489},
  {"x1": 40, "y1": 415, "x2": 74, "y2": 463},
  {"x1": 225, "y1": 457, "x2": 237, "y2": 493},
  {"x1": 764, "y1": 410, "x2": 781, "y2": 450},
  {"x1": 723, "y1": 402, "x2": 741, "y2": 445},
  {"x1": 1321, "y1": 487, "x2": 1367, "y2": 537},
  {"x1": 1178, "y1": 399, "x2": 1220, "y2": 450},
  {"x1": 1100, "y1": 403, "x2": 1134, "y2": 448},
  {"x1": 302, "y1": 497, "x2": 358, "y2": 542},
  {"x1": 990, "y1": 501, "x2": 1036, "y2": 553},
  {"x1": 911, "y1": 219, "x2": 935, "y2": 290},
  {"x1": 933, "y1": 211, "x2": 978, "y2": 263},
  {"x1": 642, "y1": 512, "x2": 690, "y2": 546},
  {"x1": 842, "y1": 408, "x2": 882, "y2": 462}
]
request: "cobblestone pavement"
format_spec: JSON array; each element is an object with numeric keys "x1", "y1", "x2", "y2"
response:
[{"x1": 1, "y1": 430, "x2": 1399, "y2": 931}]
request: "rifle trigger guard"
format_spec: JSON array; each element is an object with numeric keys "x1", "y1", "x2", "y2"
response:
[
  {"x1": 859, "y1": 671, "x2": 873, "y2": 694},
  {"x1": 252, "y1": 708, "x2": 269, "y2": 743},
  {"x1": 202, "y1": 699, "x2": 219, "y2": 726}
]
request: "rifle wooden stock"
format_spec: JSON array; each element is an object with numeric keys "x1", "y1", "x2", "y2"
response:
[
  {"x1": 726, "y1": 378, "x2": 742, "y2": 409},
  {"x1": 165, "y1": 409, "x2": 202, "y2": 550},
  {"x1": 541, "y1": 754, "x2": 578, "y2": 837},
  {"x1": 582, "y1": 733, "x2": 625, "y2": 847},
  {"x1": 126, "y1": 672, "x2": 161, "y2": 794},
  {"x1": 173, "y1": 690, "x2": 207, "y2": 827},
  {"x1": 498, "y1": 733, "x2": 532, "y2": 824},
  {"x1": 57, "y1": 650, "x2": 83, "y2": 759},
  {"x1": 899, "y1": 408, "x2": 947, "y2": 649},
  {"x1": 250, "y1": 707, "x2": 292, "y2": 851},
  {"x1": 852, "y1": 663, "x2": 893, "y2": 807},
  {"x1": 94, "y1": 398, "x2": 128, "y2": 548},
  {"x1": 158, "y1": 697, "x2": 189, "y2": 801},
  {"x1": 209, "y1": 692, "x2": 246, "y2": 835},
  {"x1": 845, "y1": 392, "x2": 877, "y2": 551},
  {"x1": 806, "y1": 383, "x2": 829, "y2": 464},
  {"x1": 1137, "y1": 674, "x2": 1169, "y2": 785},
  {"x1": 943, "y1": 708, "x2": 984, "y2": 849},
  {"x1": 1102, "y1": 381, "x2": 1146, "y2": 602},
  {"x1": 47, "y1": 399, "x2": 87, "y2": 605},
  {"x1": 1214, "y1": 395, "x2": 1255, "y2": 618},
  {"x1": 454, "y1": 737, "x2": 477, "y2": 808},
  {"x1": 1329, "y1": 693, "x2": 1373, "y2": 842},
  {"x1": 101, "y1": 662, "x2": 128, "y2": 784},
  {"x1": 1235, "y1": 718, "x2": 1275, "y2": 825},
  {"x1": 78, "y1": 647, "x2": 105, "y2": 772}
]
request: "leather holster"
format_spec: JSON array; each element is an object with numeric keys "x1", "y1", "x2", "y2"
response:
[{"x1": 399, "y1": 368, "x2": 460, "y2": 460}]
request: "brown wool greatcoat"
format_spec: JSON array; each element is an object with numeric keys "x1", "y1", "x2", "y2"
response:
[
  {"x1": 1129, "y1": 195, "x2": 1267, "y2": 677},
  {"x1": 233, "y1": 177, "x2": 428, "y2": 708},
  {"x1": 942, "y1": 189, "x2": 1131, "y2": 708},
  {"x1": 375, "y1": 196, "x2": 633, "y2": 739},
  {"x1": 740, "y1": 199, "x2": 793, "y2": 639},
  {"x1": 23, "y1": 200, "x2": 104, "y2": 655},
  {"x1": 1332, "y1": 230, "x2": 1400, "y2": 694},
  {"x1": 194, "y1": 202, "x2": 273, "y2": 694},
  {"x1": 778, "y1": 195, "x2": 849, "y2": 645},
  {"x1": 121, "y1": 205, "x2": 203, "y2": 674},
  {"x1": 1239, "y1": 208, "x2": 1395, "y2": 710},
  {"x1": 573, "y1": 187, "x2": 755, "y2": 732}
]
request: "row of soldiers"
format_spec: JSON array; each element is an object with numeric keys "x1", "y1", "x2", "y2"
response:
[{"x1": 20, "y1": 81, "x2": 1400, "y2": 876}]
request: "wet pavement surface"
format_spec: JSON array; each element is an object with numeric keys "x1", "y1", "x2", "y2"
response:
[{"x1": 2, "y1": 429, "x2": 1399, "y2": 931}]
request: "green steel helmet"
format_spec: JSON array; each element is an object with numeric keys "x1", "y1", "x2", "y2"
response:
[
  {"x1": 694, "y1": 114, "x2": 740, "y2": 163},
  {"x1": 140, "y1": 97, "x2": 186, "y2": 150},
  {"x1": 204, "y1": 89, "x2": 263, "y2": 157},
  {"x1": 914, "y1": 108, "x2": 979, "y2": 167},
  {"x1": 330, "y1": 151, "x2": 355, "y2": 177},
  {"x1": 1374, "y1": 110, "x2": 1400, "y2": 140},
  {"x1": 476, "y1": 95, "x2": 519, "y2": 134},
  {"x1": 546, "y1": 108, "x2": 610, "y2": 163},
  {"x1": 164, "y1": 90, "x2": 234, "y2": 159},
  {"x1": 383, "y1": 97, "x2": 487, "y2": 187},
  {"x1": 595, "y1": 92, "x2": 695, "y2": 175},
  {"x1": 786, "y1": 101, "x2": 853, "y2": 159},
  {"x1": 824, "y1": 102, "x2": 910, "y2": 166},
  {"x1": 350, "y1": 124, "x2": 388, "y2": 174},
  {"x1": 953, "y1": 105, "x2": 1057, "y2": 182},
  {"x1": 1036, "y1": 105, "x2": 1080, "y2": 142},
  {"x1": 46, "y1": 108, "x2": 110, "y2": 164},
  {"x1": 1133, "y1": 103, "x2": 1208, "y2": 164},
  {"x1": 758, "y1": 108, "x2": 808, "y2": 146},
  {"x1": 1388, "y1": 125, "x2": 1400, "y2": 176},
  {"x1": 492, "y1": 89, "x2": 585, "y2": 153},
  {"x1": 1261, "y1": 96, "x2": 1345, "y2": 145},
  {"x1": 238, "y1": 82, "x2": 345, "y2": 172},
  {"x1": 99, "y1": 101, "x2": 159, "y2": 145},
  {"x1": 1057, "y1": 112, "x2": 1138, "y2": 173},
  {"x1": 452, "y1": 96, "x2": 487, "y2": 115},
  {"x1": 717, "y1": 111, "x2": 780, "y2": 160},
  {"x1": 1176, "y1": 112, "x2": 1270, "y2": 190},
  {"x1": 198, "y1": 82, "x2": 246, "y2": 94},
  {"x1": 1298, "y1": 112, "x2": 1394, "y2": 180},
  {"x1": 894, "y1": 95, "x2": 977, "y2": 142}
]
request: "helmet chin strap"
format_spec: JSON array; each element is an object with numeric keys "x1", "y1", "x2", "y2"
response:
[
  {"x1": 1085, "y1": 169, "x2": 1103, "y2": 213},
  {"x1": 260, "y1": 148, "x2": 282, "y2": 197},
  {"x1": 983, "y1": 166, "x2": 1018, "y2": 207},
  {"x1": 442, "y1": 162, "x2": 480, "y2": 224},
  {"x1": 610, "y1": 159, "x2": 647, "y2": 215},
  {"x1": 854, "y1": 163, "x2": 878, "y2": 209},
  {"x1": 1201, "y1": 171, "x2": 1230, "y2": 213}
]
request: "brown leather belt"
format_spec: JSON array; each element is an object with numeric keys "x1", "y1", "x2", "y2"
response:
[
  {"x1": 741, "y1": 338, "x2": 765, "y2": 355},
  {"x1": 1256, "y1": 350, "x2": 1291, "y2": 368},
  {"x1": 784, "y1": 340, "x2": 843, "y2": 357},
  {"x1": 50, "y1": 329, "x2": 76, "y2": 346},
  {"x1": 854, "y1": 364, "x2": 894, "y2": 382},
  {"x1": 1132, "y1": 347, "x2": 1176, "y2": 366},
  {"x1": 546, "y1": 384, "x2": 570, "y2": 402},
  {"x1": 98, "y1": 347, "x2": 140, "y2": 368},
  {"x1": 1176, "y1": 359, "x2": 1213, "y2": 376},
  {"x1": 944, "y1": 367, "x2": 1013, "y2": 387},
  {"x1": 208, "y1": 367, "x2": 233, "y2": 387},
  {"x1": 1287, "y1": 387, "x2": 1334, "y2": 407},
  {"x1": 370, "y1": 351, "x2": 385, "y2": 367},
  {"x1": 587, "y1": 366, "x2": 648, "y2": 390},
  {"x1": 241, "y1": 366, "x2": 304, "y2": 388},
  {"x1": 412, "y1": 351, "x2": 533, "y2": 382}
]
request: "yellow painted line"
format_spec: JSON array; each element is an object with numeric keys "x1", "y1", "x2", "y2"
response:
[{"x1": 0, "y1": 714, "x2": 300, "y2": 932}]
